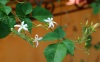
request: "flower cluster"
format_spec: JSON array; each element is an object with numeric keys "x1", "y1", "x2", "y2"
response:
[{"x1": 14, "y1": 17, "x2": 57, "y2": 47}]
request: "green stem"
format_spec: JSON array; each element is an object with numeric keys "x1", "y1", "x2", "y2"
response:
[{"x1": 11, "y1": 28, "x2": 34, "y2": 47}]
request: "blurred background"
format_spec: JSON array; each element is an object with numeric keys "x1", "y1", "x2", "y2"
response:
[{"x1": 0, "y1": 0, "x2": 100, "y2": 62}]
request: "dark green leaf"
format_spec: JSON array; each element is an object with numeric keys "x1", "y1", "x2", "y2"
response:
[
  {"x1": 21, "y1": 18, "x2": 33, "y2": 33},
  {"x1": 42, "y1": 32, "x2": 58, "y2": 41},
  {"x1": 16, "y1": 3, "x2": 25, "y2": 17},
  {"x1": 94, "y1": 42, "x2": 100, "y2": 50},
  {"x1": 62, "y1": 39, "x2": 74, "y2": 55},
  {"x1": 22, "y1": 2, "x2": 32, "y2": 15},
  {"x1": 0, "y1": 6, "x2": 12, "y2": 15},
  {"x1": 85, "y1": 36, "x2": 92, "y2": 49},
  {"x1": 0, "y1": 0, "x2": 9, "y2": 5},
  {"x1": 0, "y1": 10, "x2": 6, "y2": 18},
  {"x1": 54, "y1": 26, "x2": 66, "y2": 39},
  {"x1": 44, "y1": 43, "x2": 67, "y2": 62},
  {"x1": 32, "y1": 6, "x2": 53, "y2": 22},
  {"x1": 0, "y1": 21, "x2": 11, "y2": 38},
  {"x1": 0, "y1": 13, "x2": 16, "y2": 38},
  {"x1": 90, "y1": 1, "x2": 100, "y2": 14}
]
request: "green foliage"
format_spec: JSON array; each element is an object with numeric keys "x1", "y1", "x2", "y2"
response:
[
  {"x1": 0, "y1": 21, "x2": 11, "y2": 38},
  {"x1": 16, "y1": 2, "x2": 33, "y2": 17},
  {"x1": 42, "y1": 26, "x2": 66, "y2": 41},
  {"x1": 0, "y1": 10, "x2": 5, "y2": 18},
  {"x1": 85, "y1": 36, "x2": 92, "y2": 49},
  {"x1": 90, "y1": 0, "x2": 100, "y2": 14},
  {"x1": 0, "y1": 13, "x2": 16, "y2": 38},
  {"x1": 42, "y1": 32, "x2": 59, "y2": 41},
  {"x1": 44, "y1": 43, "x2": 67, "y2": 62},
  {"x1": 16, "y1": 3, "x2": 25, "y2": 17},
  {"x1": 22, "y1": 2, "x2": 32, "y2": 15},
  {"x1": 94, "y1": 42, "x2": 100, "y2": 50},
  {"x1": 0, "y1": 0, "x2": 9, "y2": 5},
  {"x1": 62, "y1": 39, "x2": 74, "y2": 55},
  {"x1": 0, "y1": 6, "x2": 12, "y2": 15},
  {"x1": 32, "y1": 6, "x2": 53, "y2": 22},
  {"x1": 54, "y1": 26, "x2": 66, "y2": 39}
]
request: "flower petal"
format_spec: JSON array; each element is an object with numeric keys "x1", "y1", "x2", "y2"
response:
[
  {"x1": 38, "y1": 37, "x2": 42, "y2": 40},
  {"x1": 21, "y1": 21, "x2": 25, "y2": 26},
  {"x1": 76, "y1": 0, "x2": 80, "y2": 4},
  {"x1": 44, "y1": 19, "x2": 50, "y2": 22},
  {"x1": 48, "y1": 22, "x2": 52, "y2": 28},
  {"x1": 14, "y1": 25, "x2": 21, "y2": 27},
  {"x1": 51, "y1": 23, "x2": 54, "y2": 28},
  {"x1": 24, "y1": 24, "x2": 28, "y2": 27},
  {"x1": 48, "y1": 18, "x2": 51, "y2": 21},
  {"x1": 66, "y1": 0, "x2": 75, "y2": 5},
  {"x1": 18, "y1": 27, "x2": 22, "y2": 33},
  {"x1": 53, "y1": 21, "x2": 57, "y2": 25},
  {"x1": 50, "y1": 18, "x2": 53, "y2": 21},
  {"x1": 23, "y1": 27, "x2": 28, "y2": 31},
  {"x1": 35, "y1": 34, "x2": 38, "y2": 39},
  {"x1": 36, "y1": 41, "x2": 39, "y2": 47}
]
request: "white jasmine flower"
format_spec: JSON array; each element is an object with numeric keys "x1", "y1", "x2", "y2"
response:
[
  {"x1": 33, "y1": 34, "x2": 42, "y2": 47},
  {"x1": 44, "y1": 17, "x2": 57, "y2": 29},
  {"x1": 14, "y1": 21, "x2": 28, "y2": 33}
]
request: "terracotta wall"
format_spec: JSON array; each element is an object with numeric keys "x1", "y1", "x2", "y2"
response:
[{"x1": 0, "y1": 1, "x2": 100, "y2": 62}]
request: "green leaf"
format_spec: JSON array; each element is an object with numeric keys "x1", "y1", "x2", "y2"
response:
[
  {"x1": 0, "y1": 10, "x2": 6, "y2": 18},
  {"x1": 0, "y1": 13, "x2": 16, "y2": 38},
  {"x1": 44, "y1": 43, "x2": 67, "y2": 62},
  {"x1": 32, "y1": 6, "x2": 53, "y2": 22},
  {"x1": 54, "y1": 26, "x2": 66, "y2": 39},
  {"x1": 0, "y1": 0, "x2": 9, "y2": 5},
  {"x1": 22, "y1": 2, "x2": 32, "y2": 15},
  {"x1": 16, "y1": 3, "x2": 25, "y2": 17},
  {"x1": 94, "y1": 42, "x2": 100, "y2": 50},
  {"x1": 0, "y1": 21, "x2": 11, "y2": 38},
  {"x1": 93, "y1": 6, "x2": 100, "y2": 14},
  {"x1": 42, "y1": 26, "x2": 66, "y2": 41},
  {"x1": 90, "y1": 1, "x2": 100, "y2": 14},
  {"x1": 0, "y1": 6, "x2": 12, "y2": 15},
  {"x1": 42, "y1": 32, "x2": 58, "y2": 41},
  {"x1": 21, "y1": 18, "x2": 33, "y2": 33},
  {"x1": 62, "y1": 39, "x2": 74, "y2": 55},
  {"x1": 85, "y1": 36, "x2": 92, "y2": 49}
]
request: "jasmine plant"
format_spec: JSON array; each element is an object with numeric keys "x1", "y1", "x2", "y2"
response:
[{"x1": 0, "y1": 0, "x2": 99, "y2": 62}]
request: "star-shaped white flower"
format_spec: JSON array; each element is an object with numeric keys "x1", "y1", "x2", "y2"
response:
[
  {"x1": 14, "y1": 21, "x2": 28, "y2": 33},
  {"x1": 44, "y1": 18, "x2": 57, "y2": 29},
  {"x1": 33, "y1": 34, "x2": 42, "y2": 47}
]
